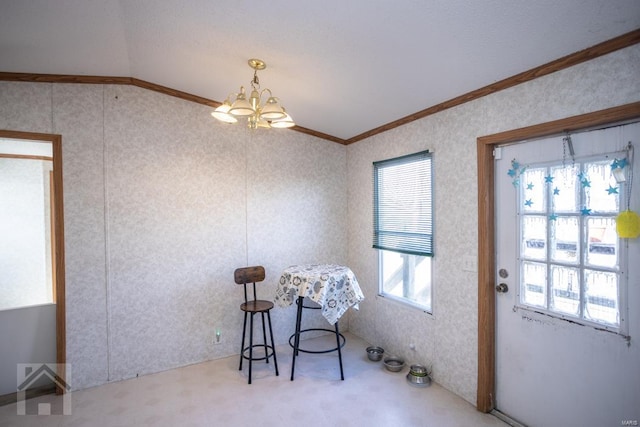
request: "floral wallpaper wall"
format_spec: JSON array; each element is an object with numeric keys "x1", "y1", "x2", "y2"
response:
[
  {"x1": 0, "y1": 82, "x2": 347, "y2": 390},
  {"x1": 347, "y1": 43, "x2": 640, "y2": 404}
]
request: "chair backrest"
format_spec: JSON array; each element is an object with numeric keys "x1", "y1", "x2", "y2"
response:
[{"x1": 234, "y1": 266, "x2": 266, "y2": 303}]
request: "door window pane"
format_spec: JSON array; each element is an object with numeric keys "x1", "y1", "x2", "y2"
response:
[
  {"x1": 551, "y1": 164, "x2": 580, "y2": 212},
  {"x1": 584, "y1": 161, "x2": 619, "y2": 213},
  {"x1": 522, "y1": 261, "x2": 546, "y2": 308},
  {"x1": 550, "y1": 265, "x2": 579, "y2": 316},
  {"x1": 584, "y1": 269, "x2": 618, "y2": 326},
  {"x1": 522, "y1": 216, "x2": 546, "y2": 260},
  {"x1": 550, "y1": 216, "x2": 579, "y2": 263},
  {"x1": 521, "y1": 168, "x2": 546, "y2": 213},
  {"x1": 586, "y1": 217, "x2": 618, "y2": 268}
]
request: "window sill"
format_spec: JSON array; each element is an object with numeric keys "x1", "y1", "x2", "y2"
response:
[{"x1": 376, "y1": 293, "x2": 433, "y2": 317}]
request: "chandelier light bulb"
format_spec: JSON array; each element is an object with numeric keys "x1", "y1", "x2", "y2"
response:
[
  {"x1": 211, "y1": 99, "x2": 237, "y2": 123},
  {"x1": 270, "y1": 111, "x2": 295, "y2": 128},
  {"x1": 229, "y1": 87, "x2": 255, "y2": 116},
  {"x1": 260, "y1": 96, "x2": 286, "y2": 120}
]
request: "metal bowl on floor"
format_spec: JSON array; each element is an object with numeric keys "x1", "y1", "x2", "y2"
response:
[
  {"x1": 409, "y1": 364, "x2": 430, "y2": 376},
  {"x1": 406, "y1": 372, "x2": 432, "y2": 387},
  {"x1": 383, "y1": 356, "x2": 405, "y2": 372},
  {"x1": 366, "y1": 346, "x2": 384, "y2": 361},
  {"x1": 407, "y1": 364, "x2": 432, "y2": 387}
]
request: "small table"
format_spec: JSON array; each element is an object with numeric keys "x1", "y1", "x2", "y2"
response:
[
  {"x1": 275, "y1": 264, "x2": 365, "y2": 380},
  {"x1": 275, "y1": 264, "x2": 365, "y2": 324}
]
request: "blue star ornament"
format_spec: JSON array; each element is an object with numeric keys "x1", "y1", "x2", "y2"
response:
[
  {"x1": 527, "y1": 183, "x2": 534, "y2": 190},
  {"x1": 581, "y1": 179, "x2": 591, "y2": 188},
  {"x1": 549, "y1": 213, "x2": 558, "y2": 221},
  {"x1": 553, "y1": 187, "x2": 560, "y2": 195},
  {"x1": 611, "y1": 158, "x2": 627, "y2": 170},
  {"x1": 508, "y1": 168, "x2": 517, "y2": 177},
  {"x1": 524, "y1": 199, "x2": 533, "y2": 207},
  {"x1": 511, "y1": 160, "x2": 521, "y2": 170},
  {"x1": 607, "y1": 185, "x2": 619, "y2": 195},
  {"x1": 581, "y1": 207, "x2": 592, "y2": 216},
  {"x1": 544, "y1": 175, "x2": 554, "y2": 183}
]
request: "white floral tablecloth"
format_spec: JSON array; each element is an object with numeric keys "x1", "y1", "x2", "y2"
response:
[{"x1": 275, "y1": 264, "x2": 365, "y2": 325}]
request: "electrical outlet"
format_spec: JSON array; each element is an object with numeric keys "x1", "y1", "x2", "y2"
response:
[
  {"x1": 462, "y1": 255, "x2": 477, "y2": 272},
  {"x1": 213, "y1": 328, "x2": 222, "y2": 345}
]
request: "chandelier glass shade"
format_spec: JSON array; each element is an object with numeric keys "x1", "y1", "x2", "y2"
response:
[{"x1": 211, "y1": 59, "x2": 295, "y2": 130}]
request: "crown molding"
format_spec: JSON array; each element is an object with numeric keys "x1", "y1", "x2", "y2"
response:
[{"x1": 1, "y1": 29, "x2": 638, "y2": 145}]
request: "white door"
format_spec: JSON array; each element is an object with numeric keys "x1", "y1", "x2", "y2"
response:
[{"x1": 494, "y1": 122, "x2": 640, "y2": 427}]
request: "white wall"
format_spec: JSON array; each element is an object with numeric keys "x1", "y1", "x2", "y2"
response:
[
  {"x1": 347, "y1": 44, "x2": 640, "y2": 405},
  {"x1": 0, "y1": 82, "x2": 347, "y2": 390},
  {"x1": 0, "y1": 304, "x2": 56, "y2": 395}
]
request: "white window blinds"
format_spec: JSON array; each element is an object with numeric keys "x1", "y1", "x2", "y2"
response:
[{"x1": 373, "y1": 150, "x2": 433, "y2": 256}]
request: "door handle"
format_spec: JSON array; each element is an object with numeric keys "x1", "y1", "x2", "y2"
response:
[{"x1": 496, "y1": 283, "x2": 509, "y2": 293}]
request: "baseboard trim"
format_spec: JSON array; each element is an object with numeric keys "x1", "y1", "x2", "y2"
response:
[
  {"x1": 491, "y1": 409, "x2": 527, "y2": 427},
  {"x1": 0, "y1": 384, "x2": 56, "y2": 407}
]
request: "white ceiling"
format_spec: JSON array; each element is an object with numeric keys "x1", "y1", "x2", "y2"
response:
[{"x1": 1, "y1": 0, "x2": 639, "y2": 141}]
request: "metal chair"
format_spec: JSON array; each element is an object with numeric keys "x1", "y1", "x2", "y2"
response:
[{"x1": 234, "y1": 266, "x2": 278, "y2": 384}]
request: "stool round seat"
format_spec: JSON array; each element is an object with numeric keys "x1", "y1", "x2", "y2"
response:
[{"x1": 241, "y1": 300, "x2": 274, "y2": 312}]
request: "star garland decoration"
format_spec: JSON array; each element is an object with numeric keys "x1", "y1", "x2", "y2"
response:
[
  {"x1": 508, "y1": 155, "x2": 627, "y2": 219},
  {"x1": 507, "y1": 139, "x2": 635, "y2": 240},
  {"x1": 611, "y1": 158, "x2": 628, "y2": 170},
  {"x1": 609, "y1": 157, "x2": 626, "y2": 195},
  {"x1": 508, "y1": 159, "x2": 526, "y2": 187},
  {"x1": 546, "y1": 173, "x2": 561, "y2": 220},
  {"x1": 576, "y1": 170, "x2": 592, "y2": 216}
]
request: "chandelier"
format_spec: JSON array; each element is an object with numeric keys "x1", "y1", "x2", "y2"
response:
[{"x1": 211, "y1": 58, "x2": 295, "y2": 130}]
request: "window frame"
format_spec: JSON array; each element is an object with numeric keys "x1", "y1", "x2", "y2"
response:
[{"x1": 373, "y1": 150, "x2": 434, "y2": 312}]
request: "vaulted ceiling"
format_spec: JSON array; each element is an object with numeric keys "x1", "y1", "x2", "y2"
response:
[{"x1": 1, "y1": 1, "x2": 639, "y2": 143}]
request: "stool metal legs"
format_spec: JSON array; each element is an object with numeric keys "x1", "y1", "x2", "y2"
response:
[
  {"x1": 335, "y1": 321, "x2": 344, "y2": 380},
  {"x1": 290, "y1": 297, "x2": 304, "y2": 378},
  {"x1": 239, "y1": 310, "x2": 279, "y2": 384},
  {"x1": 290, "y1": 296, "x2": 345, "y2": 381}
]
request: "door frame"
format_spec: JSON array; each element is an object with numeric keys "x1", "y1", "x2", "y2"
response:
[
  {"x1": 475, "y1": 101, "x2": 640, "y2": 412},
  {"x1": 0, "y1": 129, "x2": 66, "y2": 394}
]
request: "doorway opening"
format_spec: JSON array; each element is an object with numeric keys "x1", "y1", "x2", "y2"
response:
[{"x1": 0, "y1": 130, "x2": 66, "y2": 400}]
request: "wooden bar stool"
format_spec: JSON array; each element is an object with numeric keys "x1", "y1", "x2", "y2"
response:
[{"x1": 234, "y1": 266, "x2": 279, "y2": 384}]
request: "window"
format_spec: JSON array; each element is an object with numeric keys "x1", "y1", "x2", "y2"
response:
[
  {"x1": 518, "y1": 155, "x2": 625, "y2": 330},
  {"x1": 373, "y1": 150, "x2": 433, "y2": 311}
]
